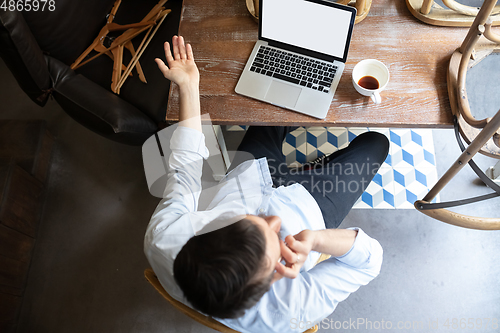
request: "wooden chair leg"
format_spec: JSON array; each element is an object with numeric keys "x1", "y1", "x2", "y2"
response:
[
  {"x1": 420, "y1": 0, "x2": 433, "y2": 15},
  {"x1": 423, "y1": 109, "x2": 500, "y2": 203},
  {"x1": 415, "y1": 109, "x2": 500, "y2": 230},
  {"x1": 354, "y1": 0, "x2": 371, "y2": 23},
  {"x1": 335, "y1": 0, "x2": 371, "y2": 24}
]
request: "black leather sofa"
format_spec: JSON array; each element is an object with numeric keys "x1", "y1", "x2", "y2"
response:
[{"x1": 0, "y1": 0, "x2": 183, "y2": 145}]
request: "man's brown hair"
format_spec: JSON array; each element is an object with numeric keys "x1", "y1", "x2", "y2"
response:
[{"x1": 173, "y1": 218, "x2": 273, "y2": 318}]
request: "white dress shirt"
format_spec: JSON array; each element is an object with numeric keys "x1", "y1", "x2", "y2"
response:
[{"x1": 144, "y1": 126, "x2": 383, "y2": 333}]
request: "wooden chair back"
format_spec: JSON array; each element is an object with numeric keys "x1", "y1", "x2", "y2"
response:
[
  {"x1": 406, "y1": 0, "x2": 500, "y2": 27},
  {"x1": 247, "y1": 0, "x2": 371, "y2": 24},
  {"x1": 144, "y1": 254, "x2": 332, "y2": 332}
]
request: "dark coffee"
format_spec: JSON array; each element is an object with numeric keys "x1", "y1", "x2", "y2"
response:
[{"x1": 358, "y1": 76, "x2": 379, "y2": 90}]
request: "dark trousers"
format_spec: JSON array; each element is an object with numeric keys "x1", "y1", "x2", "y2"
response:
[{"x1": 228, "y1": 127, "x2": 390, "y2": 229}]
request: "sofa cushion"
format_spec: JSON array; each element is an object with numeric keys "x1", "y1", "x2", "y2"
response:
[{"x1": 46, "y1": 56, "x2": 157, "y2": 144}]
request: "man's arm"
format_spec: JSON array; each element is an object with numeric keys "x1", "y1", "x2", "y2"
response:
[
  {"x1": 145, "y1": 37, "x2": 208, "y2": 289},
  {"x1": 146, "y1": 35, "x2": 207, "y2": 230},
  {"x1": 292, "y1": 229, "x2": 383, "y2": 330},
  {"x1": 311, "y1": 228, "x2": 358, "y2": 257},
  {"x1": 155, "y1": 35, "x2": 201, "y2": 131}
]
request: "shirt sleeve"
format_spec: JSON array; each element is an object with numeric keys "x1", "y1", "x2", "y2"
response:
[
  {"x1": 144, "y1": 126, "x2": 209, "y2": 301},
  {"x1": 291, "y1": 227, "x2": 383, "y2": 330},
  {"x1": 219, "y1": 228, "x2": 383, "y2": 333},
  {"x1": 151, "y1": 126, "x2": 209, "y2": 226}
]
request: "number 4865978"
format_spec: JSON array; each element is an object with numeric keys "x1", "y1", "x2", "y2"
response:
[{"x1": 1, "y1": 0, "x2": 56, "y2": 11}]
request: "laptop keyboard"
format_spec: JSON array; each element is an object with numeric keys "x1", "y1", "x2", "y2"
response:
[{"x1": 250, "y1": 45, "x2": 337, "y2": 94}]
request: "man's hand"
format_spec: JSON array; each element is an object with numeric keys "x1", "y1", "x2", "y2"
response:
[
  {"x1": 273, "y1": 230, "x2": 315, "y2": 280},
  {"x1": 155, "y1": 35, "x2": 199, "y2": 89},
  {"x1": 155, "y1": 35, "x2": 201, "y2": 131},
  {"x1": 272, "y1": 228, "x2": 358, "y2": 283}
]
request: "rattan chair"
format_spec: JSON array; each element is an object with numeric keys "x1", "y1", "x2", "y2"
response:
[
  {"x1": 144, "y1": 253, "x2": 332, "y2": 332},
  {"x1": 414, "y1": 0, "x2": 500, "y2": 229},
  {"x1": 246, "y1": 0, "x2": 371, "y2": 24},
  {"x1": 406, "y1": 0, "x2": 500, "y2": 27},
  {"x1": 336, "y1": 0, "x2": 372, "y2": 24}
]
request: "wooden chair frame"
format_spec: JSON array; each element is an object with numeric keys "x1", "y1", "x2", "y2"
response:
[
  {"x1": 453, "y1": 1, "x2": 500, "y2": 126},
  {"x1": 145, "y1": 268, "x2": 240, "y2": 333},
  {"x1": 337, "y1": 0, "x2": 372, "y2": 24},
  {"x1": 144, "y1": 254, "x2": 332, "y2": 332},
  {"x1": 406, "y1": 0, "x2": 500, "y2": 27},
  {"x1": 414, "y1": 111, "x2": 500, "y2": 229},
  {"x1": 414, "y1": 0, "x2": 500, "y2": 230},
  {"x1": 247, "y1": 0, "x2": 371, "y2": 24}
]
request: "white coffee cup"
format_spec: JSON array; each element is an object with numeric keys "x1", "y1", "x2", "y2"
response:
[{"x1": 352, "y1": 59, "x2": 389, "y2": 104}]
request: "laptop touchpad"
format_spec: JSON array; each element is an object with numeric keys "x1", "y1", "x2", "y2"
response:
[{"x1": 265, "y1": 81, "x2": 301, "y2": 108}]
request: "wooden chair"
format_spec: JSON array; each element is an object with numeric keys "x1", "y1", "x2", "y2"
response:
[
  {"x1": 246, "y1": 0, "x2": 372, "y2": 24},
  {"x1": 144, "y1": 254, "x2": 332, "y2": 332},
  {"x1": 406, "y1": 0, "x2": 500, "y2": 27},
  {"x1": 414, "y1": 0, "x2": 500, "y2": 230},
  {"x1": 337, "y1": 0, "x2": 372, "y2": 24}
]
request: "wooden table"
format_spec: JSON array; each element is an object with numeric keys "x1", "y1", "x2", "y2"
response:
[{"x1": 166, "y1": 0, "x2": 470, "y2": 128}]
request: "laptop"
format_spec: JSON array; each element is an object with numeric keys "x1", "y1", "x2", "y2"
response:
[{"x1": 235, "y1": 0, "x2": 356, "y2": 119}]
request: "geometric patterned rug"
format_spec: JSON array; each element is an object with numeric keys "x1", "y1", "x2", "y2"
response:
[{"x1": 226, "y1": 126, "x2": 439, "y2": 209}]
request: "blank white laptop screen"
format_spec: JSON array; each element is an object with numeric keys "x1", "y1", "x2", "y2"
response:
[{"x1": 261, "y1": 0, "x2": 353, "y2": 59}]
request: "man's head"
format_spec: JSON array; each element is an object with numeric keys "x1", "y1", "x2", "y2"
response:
[{"x1": 173, "y1": 215, "x2": 282, "y2": 318}]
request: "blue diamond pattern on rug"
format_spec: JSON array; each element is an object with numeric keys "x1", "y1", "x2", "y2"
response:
[
  {"x1": 225, "y1": 126, "x2": 439, "y2": 209},
  {"x1": 283, "y1": 127, "x2": 307, "y2": 167}
]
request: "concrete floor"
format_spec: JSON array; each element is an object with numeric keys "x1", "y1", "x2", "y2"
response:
[{"x1": 1, "y1": 39, "x2": 500, "y2": 333}]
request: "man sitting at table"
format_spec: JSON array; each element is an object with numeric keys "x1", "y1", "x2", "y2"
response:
[{"x1": 144, "y1": 35, "x2": 389, "y2": 332}]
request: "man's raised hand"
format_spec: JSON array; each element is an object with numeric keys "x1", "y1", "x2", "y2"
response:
[{"x1": 155, "y1": 35, "x2": 199, "y2": 88}]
